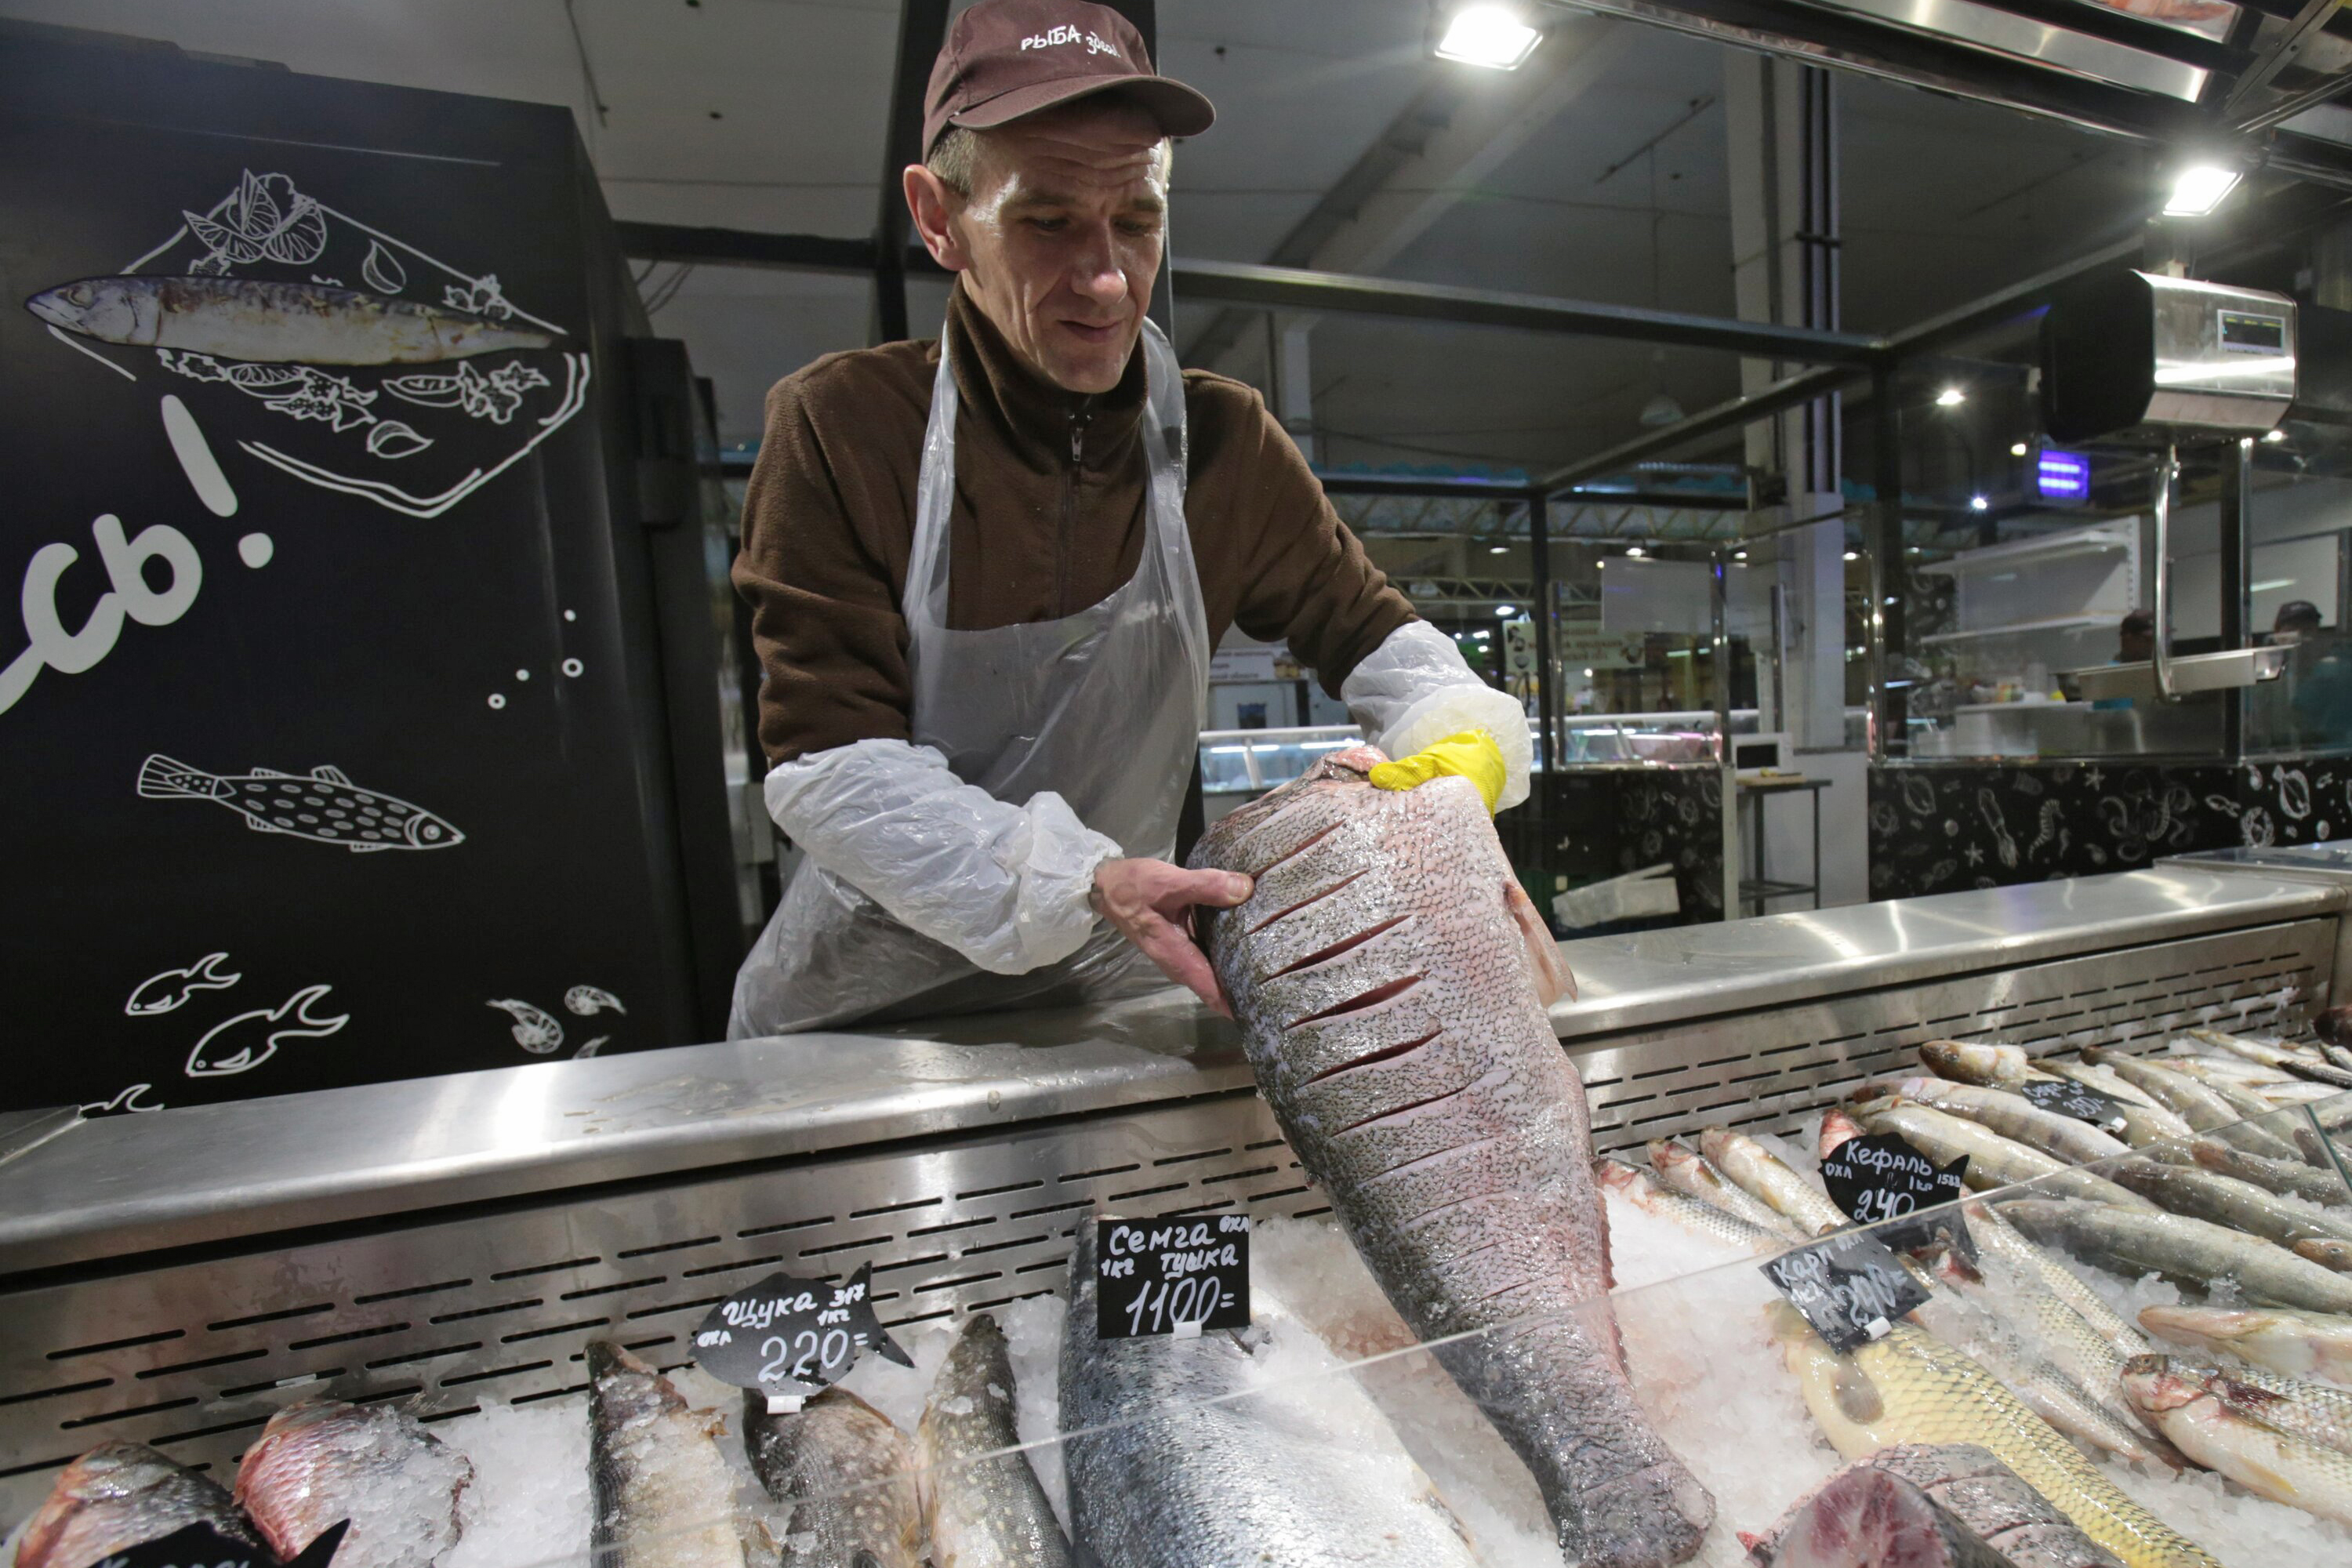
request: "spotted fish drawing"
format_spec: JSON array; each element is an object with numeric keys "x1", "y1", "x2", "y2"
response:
[{"x1": 138, "y1": 755, "x2": 462, "y2": 851}]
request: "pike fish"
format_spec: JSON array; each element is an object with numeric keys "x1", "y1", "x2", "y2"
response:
[
  {"x1": 916, "y1": 1315, "x2": 1069, "y2": 1568},
  {"x1": 1189, "y1": 745, "x2": 1712, "y2": 1566},
  {"x1": 27, "y1": 274, "x2": 557, "y2": 364},
  {"x1": 2125, "y1": 1354, "x2": 2352, "y2": 1458},
  {"x1": 2109, "y1": 1160, "x2": 2352, "y2": 1251},
  {"x1": 1919, "y1": 1040, "x2": 2043, "y2": 1089},
  {"x1": 13, "y1": 1443, "x2": 261, "y2": 1568},
  {"x1": 2038, "y1": 1063, "x2": 2199, "y2": 1151},
  {"x1": 586, "y1": 1341, "x2": 746, "y2": 1568},
  {"x1": 233, "y1": 1399, "x2": 471, "y2": 1568},
  {"x1": 1060, "y1": 1224, "x2": 1480, "y2": 1568},
  {"x1": 2139, "y1": 1304, "x2": 2352, "y2": 1384},
  {"x1": 2299, "y1": 1238, "x2": 2352, "y2": 1271},
  {"x1": 2190, "y1": 1138, "x2": 2349, "y2": 1207},
  {"x1": 2084, "y1": 1049, "x2": 2306, "y2": 1162},
  {"x1": 1998, "y1": 1198, "x2": 2352, "y2": 1313},
  {"x1": 1597, "y1": 1158, "x2": 1792, "y2": 1255},
  {"x1": 1854, "y1": 1101, "x2": 2153, "y2": 1211},
  {"x1": 746, "y1": 1386, "x2": 921, "y2": 1568},
  {"x1": 1772, "y1": 1309, "x2": 2220, "y2": 1566},
  {"x1": 1699, "y1": 1127, "x2": 1846, "y2": 1236},
  {"x1": 1744, "y1": 1445, "x2": 2126, "y2": 1568},
  {"x1": 1650, "y1": 1138, "x2": 1806, "y2": 1240},
  {"x1": 2119, "y1": 1356, "x2": 2352, "y2": 1525},
  {"x1": 2044, "y1": 1059, "x2": 2169, "y2": 1114}
]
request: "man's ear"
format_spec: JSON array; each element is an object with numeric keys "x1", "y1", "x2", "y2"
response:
[{"x1": 904, "y1": 165, "x2": 967, "y2": 272}]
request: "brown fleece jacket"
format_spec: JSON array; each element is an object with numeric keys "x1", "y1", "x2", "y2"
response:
[{"x1": 731, "y1": 285, "x2": 1416, "y2": 765}]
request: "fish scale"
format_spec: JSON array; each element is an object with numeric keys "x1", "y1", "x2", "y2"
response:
[{"x1": 1191, "y1": 746, "x2": 1710, "y2": 1567}]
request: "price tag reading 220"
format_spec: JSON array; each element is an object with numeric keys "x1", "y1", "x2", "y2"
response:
[
  {"x1": 691, "y1": 1261, "x2": 911, "y2": 1395},
  {"x1": 1096, "y1": 1215, "x2": 1252, "y2": 1341}
]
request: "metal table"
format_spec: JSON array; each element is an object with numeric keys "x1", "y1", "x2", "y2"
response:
[{"x1": 1737, "y1": 775, "x2": 1831, "y2": 915}]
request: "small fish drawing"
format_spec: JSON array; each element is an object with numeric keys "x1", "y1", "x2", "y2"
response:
[
  {"x1": 574, "y1": 1036, "x2": 608, "y2": 1058},
  {"x1": 125, "y1": 951, "x2": 242, "y2": 1016},
  {"x1": 138, "y1": 755, "x2": 463, "y2": 852},
  {"x1": 489, "y1": 998, "x2": 564, "y2": 1054},
  {"x1": 187, "y1": 983, "x2": 348, "y2": 1077},
  {"x1": 25, "y1": 275, "x2": 556, "y2": 365},
  {"x1": 564, "y1": 985, "x2": 625, "y2": 1017},
  {"x1": 82, "y1": 1083, "x2": 165, "y2": 1115}
]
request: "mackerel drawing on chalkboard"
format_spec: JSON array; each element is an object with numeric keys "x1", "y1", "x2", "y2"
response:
[
  {"x1": 186, "y1": 982, "x2": 349, "y2": 1077},
  {"x1": 24, "y1": 168, "x2": 591, "y2": 518},
  {"x1": 136, "y1": 753, "x2": 465, "y2": 851}
]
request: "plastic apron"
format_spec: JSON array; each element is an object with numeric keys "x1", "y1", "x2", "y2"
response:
[{"x1": 728, "y1": 318, "x2": 1211, "y2": 1036}]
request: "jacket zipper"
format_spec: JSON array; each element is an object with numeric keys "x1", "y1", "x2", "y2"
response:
[{"x1": 1060, "y1": 409, "x2": 1088, "y2": 615}]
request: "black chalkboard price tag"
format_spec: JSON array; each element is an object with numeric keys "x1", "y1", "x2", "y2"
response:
[
  {"x1": 91, "y1": 1518, "x2": 349, "y2": 1568},
  {"x1": 690, "y1": 1261, "x2": 910, "y2": 1396},
  {"x1": 1820, "y1": 1132, "x2": 1972, "y2": 1256},
  {"x1": 2018, "y1": 1077, "x2": 2131, "y2": 1134},
  {"x1": 1760, "y1": 1232, "x2": 1931, "y2": 1353},
  {"x1": 1095, "y1": 1214, "x2": 1251, "y2": 1341}
]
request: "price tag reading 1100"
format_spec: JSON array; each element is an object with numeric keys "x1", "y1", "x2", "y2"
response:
[{"x1": 1096, "y1": 1215, "x2": 1252, "y2": 1341}]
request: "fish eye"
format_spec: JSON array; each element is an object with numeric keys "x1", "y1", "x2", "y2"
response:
[{"x1": 421, "y1": 824, "x2": 441, "y2": 840}]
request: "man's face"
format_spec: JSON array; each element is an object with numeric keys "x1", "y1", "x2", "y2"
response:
[
  {"x1": 937, "y1": 100, "x2": 1167, "y2": 394},
  {"x1": 2120, "y1": 628, "x2": 2154, "y2": 662}
]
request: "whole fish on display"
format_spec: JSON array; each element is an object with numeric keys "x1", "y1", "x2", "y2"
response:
[
  {"x1": 1818, "y1": 1107, "x2": 1867, "y2": 1161},
  {"x1": 915, "y1": 1314, "x2": 1069, "y2": 1568},
  {"x1": 1596, "y1": 1158, "x2": 1792, "y2": 1255},
  {"x1": 2299, "y1": 1237, "x2": 2352, "y2": 1271},
  {"x1": 25, "y1": 275, "x2": 557, "y2": 364},
  {"x1": 13, "y1": 1443, "x2": 262, "y2": 1568},
  {"x1": 2082, "y1": 1049, "x2": 2307, "y2": 1161},
  {"x1": 1772, "y1": 1307, "x2": 2220, "y2": 1567},
  {"x1": 2107, "y1": 1160, "x2": 2352, "y2": 1251},
  {"x1": 1699, "y1": 1127, "x2": 1846, "y2": 1236},
  {"x1": 2172, "y1": 1066, "x2": 2303, "y2": 1130},
  {"x1": 2038, "y1": 1063, "x2": 2199, "y2": 1149},
  {"x1": 2124, "y1": 1354, "x2": 2352, "y2": 1459},
  {"x1": 233, "y1": 1399, "x2": 472, "y2": 1568},
  {"x1": 586, "y1": 1341, "x2": 746, "y2": 1568},
  {"x1": 137, "y1": 755, "x2": 463, "y2": 852},
  {"x1": 1188, "y1": 745, "x2": 1712, "y2": 1566},
  {"x1": 1967, "y1": 1202, "x2": 2151, "y2": 1358},
  {"x1": 1998, "y1": 1198, "x2": 2352, "y2": 1313},
  {"x1": 1744, "y1": 1444, "x2": 2125, "y2": 1568},
  {"x1": 1853, "y1": 1101, "x2": 2154, "y2": 1210},
  {"x1": 2138, "y1": 1303, "x2": 2352, "y2": 1384},
  {"x1": 1649, "y1": 1138, "x2": 1805, "y2": 1240},
  {"x1": 744, "y1": 1386, "x2": 921, "y2": 1568},
  {"x1": 2189, "y1": 1138, "x2": 2349, "y2": 1207},
  {"x1": 1918, "y1": 1040, "x2": 2044, "y2": 1089},
  {"x1": 1059, "y1": 1224, "x2": 1482, "y2": 1568},
  {"x1": 1864, "y1": 1077, "x2": 2136, "y2": 1168},
  {"x1": 2119, "y1": 1356, "x2": 2352, "y2": 1525},
  {"x1": 2186, "y1": 1028, "x2": 2352, "y2": 1091}
]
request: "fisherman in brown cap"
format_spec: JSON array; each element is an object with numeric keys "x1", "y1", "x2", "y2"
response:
[{"x1": 730, "y1": 0, "x2": 1530, "y2": 1036}]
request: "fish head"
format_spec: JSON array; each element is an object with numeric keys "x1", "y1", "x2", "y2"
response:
[
  {"x1": 2118, "y1": 1356, "x2": 2201, "y2": 1414},
  {"x1": 2138, "y1": 1304, "x2": 2257, "y2": 1345},
  {"x1": 1818, "y1": 1108, "x2": 1864, "y2": 1159},
  {"x1": 27, "y1": 276, "x2": 151, "y2": 342},
  {"x1": 405, "y1": 810, "x2": 463, "y2": 850},
  {"x1": 1592, "y1": 1159, "x2": 1646, "y2": 1194}
]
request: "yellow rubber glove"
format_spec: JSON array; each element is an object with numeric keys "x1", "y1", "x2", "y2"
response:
[{"x1": 1367, "y1": 730, "x2": 1507, "y2": 815}]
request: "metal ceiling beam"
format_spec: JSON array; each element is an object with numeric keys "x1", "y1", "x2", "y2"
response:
[
  {"x1": 1958, "y1": 0, "x2": 2253, "y2": 75},
  {"x1": 2222, "y1": 0, "x2": 2346, "y2": 120},
  {"x1": 2240, "y1": 69, "x2": 2352, "y2": 132},
  {"x1": 1176, "y1": 257, "x2": 1885, "y2": 362}
]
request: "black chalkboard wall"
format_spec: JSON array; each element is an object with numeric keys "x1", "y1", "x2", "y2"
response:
[{"x1": 1, "y1": 36, "x2": 732, "y2": 1113}]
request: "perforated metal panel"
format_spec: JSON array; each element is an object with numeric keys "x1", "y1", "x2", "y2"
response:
[
  {"x1": 0, "y1": 913, "x2": 2331, "y2": 1519},
  {"x1": 1576, "y1": 916, "x2": 2329, "y2": 1152}
]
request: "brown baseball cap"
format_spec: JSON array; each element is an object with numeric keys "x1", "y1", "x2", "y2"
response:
[{"x1": 922, "y1": 0, "x2": 1215, "y2": 159}]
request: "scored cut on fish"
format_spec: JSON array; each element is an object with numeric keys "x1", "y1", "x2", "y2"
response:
[
  {"x1": 232, "y1": 1398, "x2": 471, "y2": 1568},
  {"x1": 916, "y1": 1314, "x2": 1069, "y2": 1568},
  {"x1": 1189, "y1": 746, "x2": 1712, "y2": 1566},
  {"x1": 13, "y1": 1443, "x2": 261, "y2": 1568},
  {"x1": 586, "y1": 1341, "x2": 746, "y2": 1568},
  {"x1": 745, "y1": 1385, "x2": 921, "y2": 1568},
  {"x1": 1059, "y1": 1222, "x2": 1483, "y2": 1568}
]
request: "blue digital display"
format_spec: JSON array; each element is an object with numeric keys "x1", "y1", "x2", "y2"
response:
[{"x1": 2034, "y1": 448, "x2": 2091, "y2": 502}]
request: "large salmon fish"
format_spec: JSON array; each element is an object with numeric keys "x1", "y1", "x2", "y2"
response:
[{"x1": 1189, "y1": 745, "x2": 1713, "y2": 1566}]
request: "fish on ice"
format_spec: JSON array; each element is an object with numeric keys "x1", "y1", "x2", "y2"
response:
[
  {"x1": 586, "y1": 1340, "x2": 746, "y2": 1568},
  {"x1": 1699, "y1": 1126, "x2": 1847, "y2": 1237},
  {"x1": 2138, "y1": 1303, "x2": 2352, "y2": 1385},
  {"x1": 2118, "y1": 1356, "x2": 2352, "y2": 1526},
  {"x1": 138, "y1": 755, "x2": 463, "y2": 853},
  {"x1": 232, "y1": 1399, "x2": 472, "y2": 1568},
  {"x1": 27, "y1": 274, "x2": 557, "y2": 365},
  {"x1": 125, "y1": 950, "x2": 241, "y2": 1016},
  {"x1": 916, "y1": 1314, "x2": 1070, "y2": 1566},
  {"x1": 488, "y1": 998, "x2": 564, "y2": 1054},
  {"x1": 13, "y1": 1443, "x2": 263, "y2": 1568},
  {"x1": 1744, "y1": 1443, "x2": 2126, "y2": 1568},
  {"x1": 744, "y1": 1386, "x2": 923, "y2": 1568},
  {"x1": 1189, "y1": 744, "x2": 1712, "y2": 1566},
  {"x1": 2000, "y1": 1198, "x2": 2352, "y2": 1314},
  {"x1": 1595, "y1": 1158, "x2": 1791, "y2": 1257}
]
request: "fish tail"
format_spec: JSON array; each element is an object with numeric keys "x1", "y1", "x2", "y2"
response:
[{"x1": 137, "y1": 753, "x2": 222, "y2": 800}]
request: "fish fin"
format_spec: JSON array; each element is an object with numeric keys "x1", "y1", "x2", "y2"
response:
[
  {"x1": 242, "y1": 815, "x2": 281, "y2": 832},
  {"x1": 252, "y1": 767, "x2": 295, "y2": 777},
  {"x1": 311, "y1": 765, "x2": 352, "y2": 783},
  {"x1": 136, "y1": 753, "x2": 220, "y2": 799},
  {"x1": 349, "y1": 842, "x2": 392, "y2": 852},
  {"x1": 194, "y1": 953, "x2": 241, "y2": 986},
  {"x1": 1504, "y1": 883, "x2": 1575, "y2": 1005}
]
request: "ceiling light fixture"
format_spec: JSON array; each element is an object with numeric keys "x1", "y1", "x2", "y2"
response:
[
  {"x1": 2263, "y1": 428, "x2": 2288, "y2": 443},
  {"x1": 2164, "y1": 163, "x2": 2242, "y2": 218},
  {"x1": 1842, "y1": 550, "x2": 1860, "y2": 561},
  {"x1": 1969, "y1": 495, "x2": 1990, "y2": 512},
  {"x1": 1494, "y1": 604, "x2": 1516, "y2": 616},
  {"x1": 1624, "y1": 546, "x2": 1645, "y2": 558},
  {"x1": 1434, "y1": 5, "x2": 1544, "y2": 68},
  {"x1": 2010, "y1": 441, "x2": 2029, "y2": 457},
  {"x1": 1489, "y1": 544, "x2": 1509, "y2": 554},
  {"x1": 1935, "y1": 387, "x2": 1965, "y2": 408}
]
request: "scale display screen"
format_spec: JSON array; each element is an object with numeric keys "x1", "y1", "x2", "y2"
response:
[
  {"x1": 2220, "y1": 310, "x2": 2289, "y2": 354},
  {"x1": 2034, "y1": 448, "x2": 2092, "y2": 502}
]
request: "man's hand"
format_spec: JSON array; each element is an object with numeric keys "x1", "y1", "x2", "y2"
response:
[{"x1": 1091, "y1": 858, "x2": 1254, "y2": 1016}]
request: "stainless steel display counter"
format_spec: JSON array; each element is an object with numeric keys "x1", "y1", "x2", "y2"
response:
[{"x1": 0, "y1": 866, "x2": 2339, "y2": 1513}]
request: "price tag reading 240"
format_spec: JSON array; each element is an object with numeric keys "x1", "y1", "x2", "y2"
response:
[
  {"x1": 691, "y1": 1261, "x2": 910, "y2": 1395},
  {"x1": 1096, "y1": 1215, "x2": 1252, "y2": 1340}
]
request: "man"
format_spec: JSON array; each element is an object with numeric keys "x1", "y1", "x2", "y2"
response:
[{"x1": 727, "y1": 0, "x2": 1525, "y2": 1036}]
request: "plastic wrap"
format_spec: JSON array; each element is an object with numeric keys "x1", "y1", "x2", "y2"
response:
[{"x1": 1341, "y1": 620, "x2": 1534, "y2": 810}]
